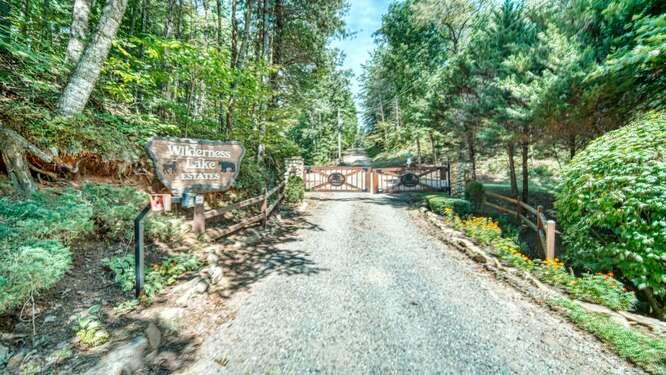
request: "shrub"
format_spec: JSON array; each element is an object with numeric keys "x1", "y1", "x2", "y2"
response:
[
  {"x1": 81, "y1": 183, "x2": 149, "y2": 241},
  {"x1": 102, "y1": 254, "x2": 199, "y2": 297},
  {"x1": 0, "y1": 189, "x2": 93, "y2": 244},
  {"x1": 555, "y1": 112, "x2": 666, "y2": 315},
  {"x1": 284, "y1": 176, "x2": 305, "y2": 204},
  {"x1": 424, "y1": 195, "x2": 472, "y2": 217},
  {"x1": 0, "y1": 240, "x2": 72, "y2": 314},
  {"x1": 464, "y1": 180, "x2": 485, "y2": 213},
  {"x1": 146, "y1": 214, "x2": 189, "y2": 244}
]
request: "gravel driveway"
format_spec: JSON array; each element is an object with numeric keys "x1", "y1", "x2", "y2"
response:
[{"x1": 182, "y1": 192, "x2": 638, "y2": 374}]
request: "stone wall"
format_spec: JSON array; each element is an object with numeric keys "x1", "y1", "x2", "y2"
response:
[
  {"x1": 450, "y1": 161, "x2": 471, "y2": 197},
  {"x1": 284, "y1": 157, "x2": 304, "y2": 180}
]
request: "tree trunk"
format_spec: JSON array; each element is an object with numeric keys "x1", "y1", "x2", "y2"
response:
[
  {"x1": 1, "y1": 137, "x2": 35, "y2": 195},
  {"x1": 521, "y1": 126, "x2": 529, "y2": 203},
  {"x1": 229, "y1": 0, "x2": 238, "y2": 68},
  {"x1": 507, "y1": 141, "x2": 518, "y2": 198},
  {"x1": 0, "y1": 0, "x2": 10, "y2": 48},
  {"x1": 429, "y1": 132, "x2": 437, "y2": 164},
  {"x1": 466, "y1": 130, "x2": 477, "y2": 180},
  {"x1": 416, "y1": 135, "x2": 422, "y2": 165},
  {"x1": 568, "y1": 132, "x2": 577, "y2": 160},
  {"x1": 215, "y1": 0, "x2": 222, "y2": 48},
  {"x1": 236, "y1": 0, "x2": 254, "y2": 67},
  {"x1": 57, "y1": 0, "x2": 129, "y2": 117},
  {"x1": 42, "y1": 0, "x2": 51, "y2": 41},
  {"x1": 66, "y1": 0, "x2": 91, "y2": 63},
  {"x1": 21, "y1": 0, "x2": 29, "y2": 37}
]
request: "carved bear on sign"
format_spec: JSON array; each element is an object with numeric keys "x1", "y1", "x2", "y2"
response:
[
  {"x1": 162, "y1": 161, "x2": 177, "y2": 175},
  {"x1": 220, "y1": 161, "x2": 236, "y2": 173}
]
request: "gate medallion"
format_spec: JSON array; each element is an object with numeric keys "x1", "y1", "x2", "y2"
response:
[
  {"x1": 327, "y1": 172, "x2": 346, "y2": 187},
  {"x1": 400, "y1": 172, "x2": 420, "y2": 187}
]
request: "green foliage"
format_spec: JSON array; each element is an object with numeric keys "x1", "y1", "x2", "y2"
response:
[
  {"x1": 102, "y1": 254, "x2": 199, "y2": 297},
  {"x1": 555, "y1": 112, "x2": 666, "y2": 312},
  {"x1": 0, "y1": 189, "x2": 92, "y2": 313},
  {"x1": 424, "y1": 194, "x2": 472, "y2": 217},
  {"x1": 81, "y1": 183, "x2": 149, "y2": 241},
  {"x1": 464, "y1": 180, "x2": 485, "y2": 212},
  {"x1": 437, "y1": 207, "x2": 637, "y2": 311},
  {"x1": 284, "y1": 176, "x2": 305, "y2": 204},
  {"x1": 146, "y1": 214, "x2": 188, "y2": 245},
  {"x1": 548, "y1": 298, "x2": 666, "y2": 374},
  {"x1": 73, "y1": 305, "x2": 110, "y2": 349},
  {"x1": 0, "y1": 240, "x2": 72, "y2": 314},
  {"x1": 0, "y1": 189, "x2": 93, "y2": 244}
]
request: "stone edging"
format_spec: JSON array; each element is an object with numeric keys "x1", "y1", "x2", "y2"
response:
[{"x1": 419, "y1": 207, "x2": 666, "y2": 336}]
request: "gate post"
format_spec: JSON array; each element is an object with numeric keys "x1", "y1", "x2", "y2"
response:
[{"x1": 284, "y1": 156, "x2": 304, "y2": 181}]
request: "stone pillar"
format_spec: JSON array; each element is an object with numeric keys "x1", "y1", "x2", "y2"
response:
[
  {"x1": 284, "y1": 157, "x2": 304, "y2": 181},
  {"x1": 450, "y1": 161, "x2": 471, "y2": 197}
]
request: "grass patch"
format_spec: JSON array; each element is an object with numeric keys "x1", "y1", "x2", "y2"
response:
[{"x1": 548, "y1": 298, "x2": 666, "y2": 373}]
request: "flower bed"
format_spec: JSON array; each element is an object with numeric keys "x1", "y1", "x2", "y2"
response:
[{"x1": 438, "y1": 207, "x2": 637, "y2": 311}]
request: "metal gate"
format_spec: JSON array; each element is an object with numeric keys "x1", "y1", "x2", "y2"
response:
[
  {"x1": 304, "y1": 166, "x2": 369, "y2": 192},
  {"x1": 372, "y1": 165, "x2": 451, "y2": 194},
  {"x1": 304, "y1": 165, "x2": 451, "y2": 194}
]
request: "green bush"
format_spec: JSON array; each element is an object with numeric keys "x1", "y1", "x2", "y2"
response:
[
  {"x1": 0, "y1": 240, "x2": 72, "y2": 314},
  {"x1": 0, "y1": 189, "x2": 93, "y2": 244},
  {"x1": 102, "y1": 254, "x2": 199, "y2": 297},
  {"x1": 146, "y1": 214, "x2": 189, "y2": 244},
  {"x1": 555, "y1": 112, "x2": 666, "y2": 314},
  {"x1": 0, "y1": 189, "x2": 93, "y2": 314},
  {"x1": 284, "y1": 176, "x2": 305, "y2": 204},
  {"x1": 464, "y1": 180, "x2": 485, "y2": 213},
  {"x1": 81, "y1": 183, "x2": 149, "y2": 241},
  {"x1": 424, "y1": 194, "x2": 472, "y2": 217}
]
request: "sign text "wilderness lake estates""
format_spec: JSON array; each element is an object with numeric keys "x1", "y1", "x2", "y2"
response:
[{"x1": 167, "y1": 144, "x2": 233, "y2": 159}]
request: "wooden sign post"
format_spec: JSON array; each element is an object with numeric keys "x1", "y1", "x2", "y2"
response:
[{"x1": 145, "y1": 136, "x2": 245, "y2": 234}]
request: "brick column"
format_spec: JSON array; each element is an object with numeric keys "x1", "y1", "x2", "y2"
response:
[{"x1": 284, "y1": 156, "x2": 304, "y2": 180}]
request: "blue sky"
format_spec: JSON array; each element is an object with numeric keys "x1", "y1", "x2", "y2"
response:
[{"x1": 330, "y1": 0, "x2": 393, "y2": 118}]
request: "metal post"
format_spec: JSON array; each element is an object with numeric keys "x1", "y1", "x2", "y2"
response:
[
  {"x1": 546, "y1": 220, "x2": 556, "y2": 260},
  {"x1": 134, "y1": 204, "x2": 151, "y2": 298}
]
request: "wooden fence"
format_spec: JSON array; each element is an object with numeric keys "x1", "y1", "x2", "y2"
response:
[
  {"x1": 482, "y1": 191, "x2": 557, "y2": 259},
  {"x1": 204, "y1": 181, "x2": 286, "y2": 240}
]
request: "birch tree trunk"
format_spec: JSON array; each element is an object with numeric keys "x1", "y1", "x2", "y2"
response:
[
  {"x1": 66, "y1": 0, "x2": 91, "y2": 63},
  {"x1": 58, "y1": 0, "x2": 128, "y2": 117}
]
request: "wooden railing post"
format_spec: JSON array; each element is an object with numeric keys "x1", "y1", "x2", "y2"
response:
[
  {"x1": 261, "y1": 186, "x2": 268, "y2": 227},
  {"x1": 546, "y1": 220, "x2": 556, "y2": 260}
]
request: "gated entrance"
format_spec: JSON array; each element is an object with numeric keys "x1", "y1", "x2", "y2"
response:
[
  {"x1": 303, "y1": 164, "x2": 450, "y2": 194},
  {"x1": 304, "y1": 166, "x2": 370, "y2": 192}
]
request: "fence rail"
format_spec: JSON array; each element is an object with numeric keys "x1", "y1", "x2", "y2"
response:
[
  {"x1": 205, "y1": 180, "x2": 286, "y2": 240},
  {"x1": 133, "y1": 180, "x2": 287, "y2": 297},
  {"x1": 482, "y1": 191, "x2": 557, "y2": 260}
]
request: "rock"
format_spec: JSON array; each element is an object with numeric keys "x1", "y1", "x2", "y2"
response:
[
  {"x1": 206, "y1": 265, "x2": 224, "y2": 286},
  {"x1": 618, "y1": 311, "x2": 666, "y2": 334},
  {"x1": 84, "y1": 336, "x2": 148, "y2": 375},
  {"x1": 145, "y1": 323, "x2": 161, "y2": 351},
  {"x1": 174, "y1": 278, "x2": 208, "y2": 307},
  {"x1": 608, "y1": 314, "x2": 631, "y2": 329},
  {"x1": 156, "y1": 307, "x2": 187, "y2": 332},
  {"x1": 43, "y1": 315, "x2": 57, "y2": 324}
]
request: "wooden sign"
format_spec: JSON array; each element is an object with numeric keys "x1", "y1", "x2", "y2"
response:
[{"x1": 145, "y1": 137, "x2": 244, "y2": 195}]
